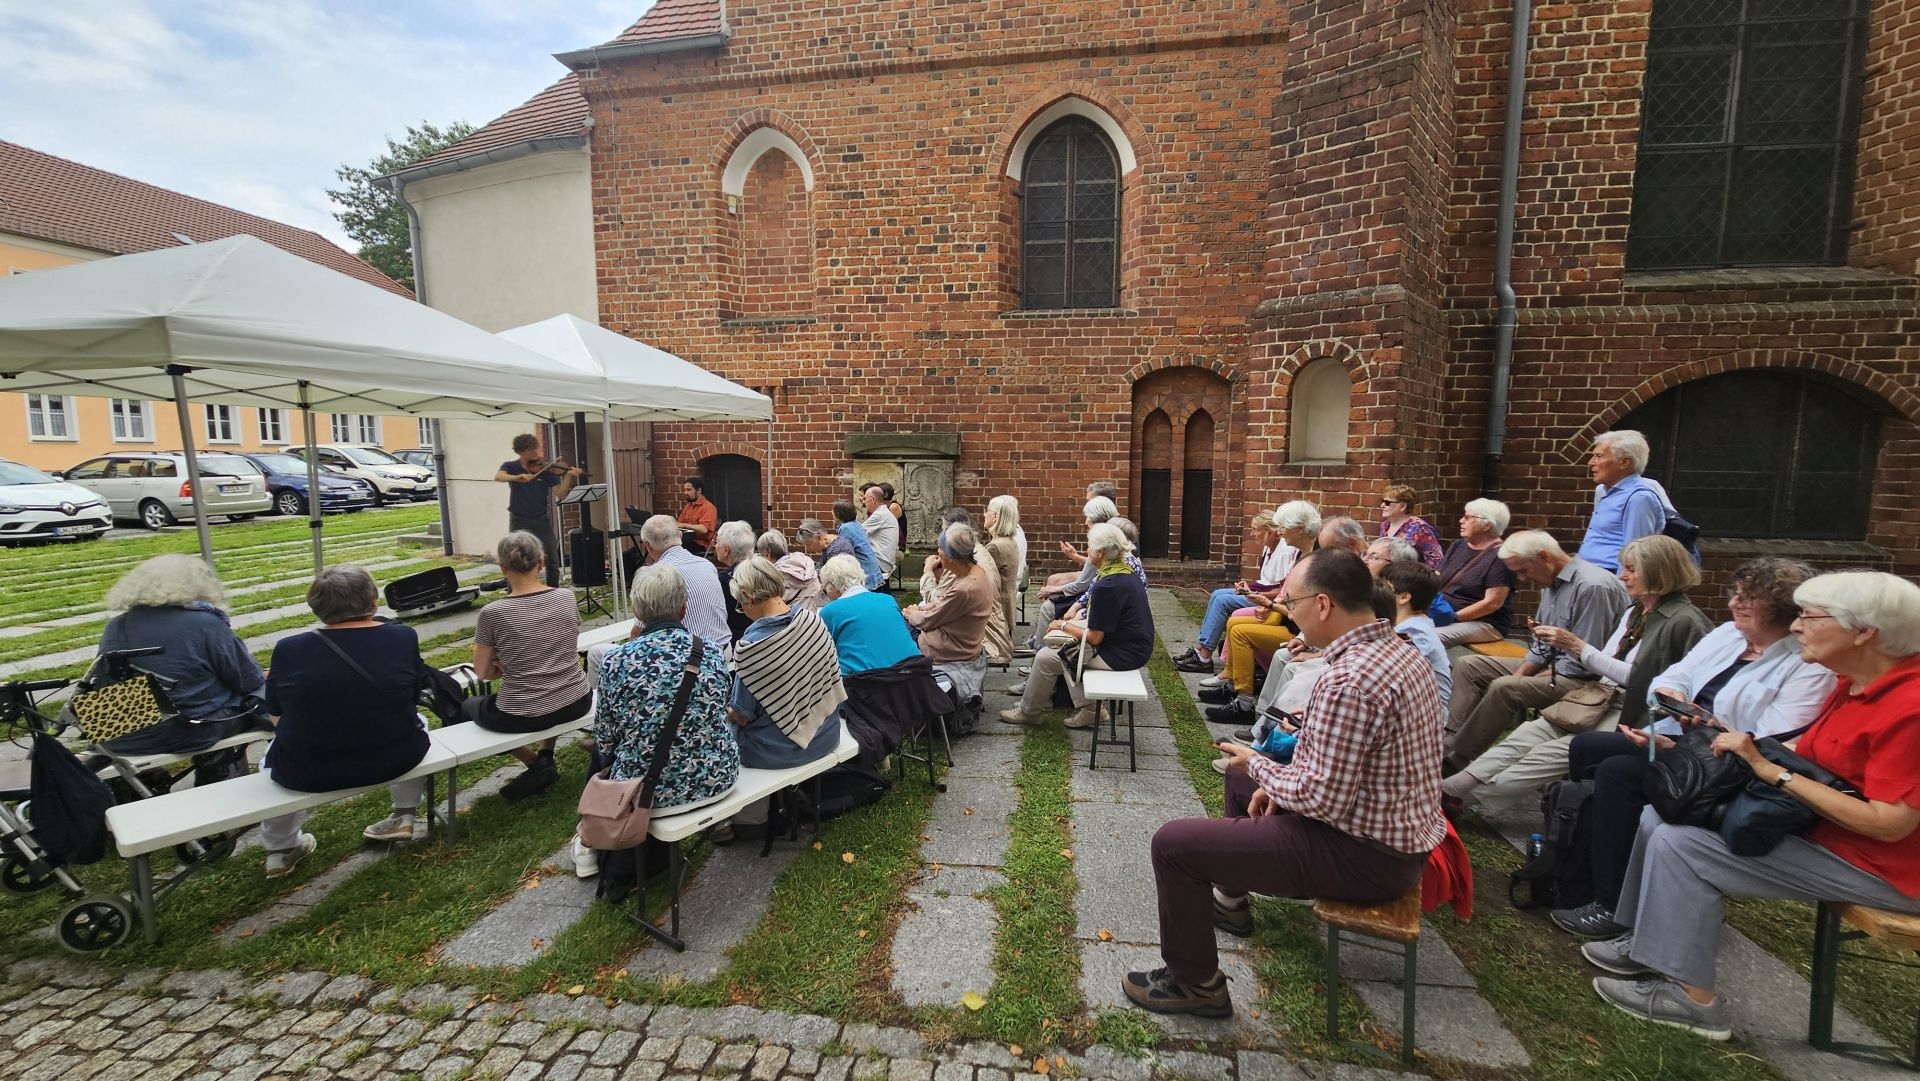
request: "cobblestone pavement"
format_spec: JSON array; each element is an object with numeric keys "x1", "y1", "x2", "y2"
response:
[{"x1": 0, "y1": 957, "x2": 1424, "y2": 1081}]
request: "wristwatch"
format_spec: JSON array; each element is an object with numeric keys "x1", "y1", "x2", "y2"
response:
[{"x1": 1774, "y1": 769, "x2": 1795, "y2": 788}]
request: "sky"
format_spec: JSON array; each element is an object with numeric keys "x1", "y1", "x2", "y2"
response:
[{"x1": 0, "y1": 0, "x2": 644, "y2": 250}]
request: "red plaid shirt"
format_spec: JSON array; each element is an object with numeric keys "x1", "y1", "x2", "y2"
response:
[{"x1": 1248, "y1": 620, "x2": 1447, "y2": 855}]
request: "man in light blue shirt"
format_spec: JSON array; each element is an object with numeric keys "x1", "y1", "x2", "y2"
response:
[
  {"x1": 638, "y1": 514, "x2": 732, "y2": 650},
  {"x1": 1576, "y1": 430, "x2": 1666, "y2": 573}
]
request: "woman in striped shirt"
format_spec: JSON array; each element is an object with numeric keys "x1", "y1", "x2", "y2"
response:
[{"x1": 467, "y1": 531, "x2": 595, "y2": 799}]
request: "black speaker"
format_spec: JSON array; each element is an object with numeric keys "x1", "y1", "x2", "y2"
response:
[{"x1": 569, "y1": 528, "x2": 607, "y2": 587}]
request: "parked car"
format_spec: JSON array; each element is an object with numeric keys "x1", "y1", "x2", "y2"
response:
[
  {"x1": 59, "y1": 451, "x2": 273, "y2": 530},
  {"x1": 239, "y1": 452, "x2": 379, "y2": 516},
  {"x1": 391, "y1": 448, "x2": 437, "y2": 472},
  {"x1": 0, "y1": 458, "x2": 112, "y2": 544},
  {"x1": 286, "y1": 444, "x2": 436, "y2": 504}
]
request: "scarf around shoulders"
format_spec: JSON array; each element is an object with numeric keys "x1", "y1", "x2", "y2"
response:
[{"x1": 734, "y1": 606, "x2": 847, "y2": 748}]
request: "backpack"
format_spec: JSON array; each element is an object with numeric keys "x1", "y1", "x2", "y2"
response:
[
  {"x1": 420, "y1": 664, "x2": 477, "y2": 725},
  {"x1": 1508, "y1": 779, "x2": 1596, "y2": 910},
  {"x1": 788, "y1": 763, "x2": 893, "y2": 821}
]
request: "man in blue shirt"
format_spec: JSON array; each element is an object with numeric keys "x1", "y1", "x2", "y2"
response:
[
  {"x1": 494, "y1": 433, "x2": 581, "y2": 587},
  {"x1": 829, "y1": 498, "x2": 885, "y2": 590},
  {"x1": 1576, "y1": 430, "x2": 1665, "y2": 574}
]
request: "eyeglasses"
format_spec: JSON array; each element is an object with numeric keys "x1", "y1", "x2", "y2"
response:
[
  {"x1": 1461, "y1": 513, "x2": 1491, "y2": 522},
  {"x1": 1796, "y1": 612, "x2": 1838, "y2": 623},
  {"x1": 1726, "y1": 589, "x2": 1754, "y2": 605},
  {"x1": 1275, "y1": 592, "x2": 1324, "y2": 611},
  {"x1": 1379, "y1": 499, "x2": 1405, "y2": 507}
]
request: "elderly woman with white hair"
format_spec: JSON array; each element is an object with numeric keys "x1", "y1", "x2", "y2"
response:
[
  {"x1": 1580, "y1": 571, "x2": 1920, "y2": 1040},
  {"x1": 712, "y1": 520, "x2": 759, "y2": 640},
  {"x1": 757, "y1": 528, "x2": 824, "y2": 612},
  {"x1": 1577, "y1": 429, "x2": 1667, "y2": 574},
  {"x1": 1195, "y1": 501, "x2": 1322, "y2": 722},
  {"x1": 983, "y1": 496, "x2": 1023, "y2": 653},
  {"x1": 1025, "y1": 494, "x2": 1121, "y2": 654},
  {"x1": 1434, "y1": 498, "x2": 1519, "y2": 648},
  {"x1": 1000, "y1": 523, "x2": 1154, "y2": 729},
  {"x1": 592, "y1": 563, "x2": 739, "y2": 898},
  {"x1": 729, "y1": 556, "x2": 848, "y2": 771},
  {"x1": 1175, "y1": 504, "x2": 1311, "y2": 674},
  {"x1": 90, "y1": 554, "x2": 266, "y2": 756},
  {"x1": 466, "y1": 531, "x2": 595, "y2": 801}
]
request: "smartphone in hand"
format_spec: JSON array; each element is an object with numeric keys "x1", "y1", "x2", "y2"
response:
[{"x1": 1652, "y1": 691, "x2": 1711, "y2": 726}]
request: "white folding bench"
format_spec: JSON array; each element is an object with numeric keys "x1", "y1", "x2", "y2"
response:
[
  {"x1": 425, "y1": 708, "x2": 597, "y2": 840},
  {"x1": 577, "y1": 621, "x2": 634, "y2": 656},
  {"x1": 632, "y1": 726, "x2": 862, "y2": 952},
  {"x1": 103, "y1": 742, "x2": 460, "y2": 944},
  {"x1": 1082, "y1": 667, "x2": 1149, "y2": 771}
]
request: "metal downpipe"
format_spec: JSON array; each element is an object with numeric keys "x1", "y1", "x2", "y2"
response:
[{"x1": 1484, "y1": 0, "x2": 1531, "y2": 497}]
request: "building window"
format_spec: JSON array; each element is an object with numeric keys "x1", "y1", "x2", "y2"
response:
[
  {"x1": 330, "y1": 415, "x2": 351, "y2": 442},
  {"x1": 1627, "y1": 0, "x2": 1869, "y2": 269},
  {"x1": 417, "y1": 418, "x2": 435, "y2": 447},
  {"x1": 203, "y1": 404, "x2": 238, "y2": 443},
  {"x1": 110, "y1": 399, "x2": 151, "y2": 442},
  {"x1": 356, "y1": 415, "x2": 380, "y2": 444},
  {"x1": 25, "y1": 394, "x2": 74, "y2": 440},
  {"x1": 1288, "y1": 358, "x2": 1353, "y2": 463},
  {"x1": 1617, "y1": 370, "x2": 1881, "y2": 540},
  {"x1": 1020, "y1": 118, "x2": 1120, "y2": 309},
  {"x1": 258, "y1": 408, "x2": 287, "y2": 444}
]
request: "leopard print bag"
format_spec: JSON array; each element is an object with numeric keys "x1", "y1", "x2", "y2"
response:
[{"x1": 67, "y1": 674, "x2": 178, "y2": 743}]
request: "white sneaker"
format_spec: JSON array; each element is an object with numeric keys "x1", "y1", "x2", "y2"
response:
[
  {"x1": 362, "y1": 813, "x2": 416, "y2": 843},
  {"x1": 1064, "y1": 706, "x2": 1099, "y2": 729},
  {"x1": 572, "y1": 833, "x2": 599, "y2": 879},
  {"x1": 264, "y1": 832, "x2": 317, "y2": 878}
]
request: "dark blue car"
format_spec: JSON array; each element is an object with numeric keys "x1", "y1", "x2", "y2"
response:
[{"x1": 240, "y1": 452, "x2": 378, "y2": 516}]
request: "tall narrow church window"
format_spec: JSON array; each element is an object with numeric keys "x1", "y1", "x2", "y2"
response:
[{"x1": 1020, "y1": 118, "x2": 1120, "y2": 309}]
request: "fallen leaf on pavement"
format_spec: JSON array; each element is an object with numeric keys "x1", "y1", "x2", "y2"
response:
[
  {"x1": 961, "y1": 991, "x2": 986, "y2": 1011},
  {"x1": 1096, "y1": 929, "x2": 1114, "y2": 942},
  {"x1": 566, "y1": 985, "x2": 585, "y2": 996},
  {"x1": 1034, "y1": 1058, "x2": 1050, "y2": 1075}
]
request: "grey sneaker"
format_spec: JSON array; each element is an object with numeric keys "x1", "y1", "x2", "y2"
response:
[
  {"x1": 264, "y1": 832, "x2": 317, "y2": 879},
  {"x1": 1063, "y1": 706, "x2": 1099, "y2": 729},
  {"x1": 1593, "y1": 976, "x2": 1731, "y2": 1040},
  {"x1": 1581, "y1": 933, "x2": 1654, "y2": 977},
  {"x1": 1005, "y1": 681, "x2": 1028, "y2": 696},
  {"x1": 998, "y1": 708, "x2": 1040, "y2": 726},
  {"x1": 362, "y1": 813, "x2": 417, "y2": 843}
]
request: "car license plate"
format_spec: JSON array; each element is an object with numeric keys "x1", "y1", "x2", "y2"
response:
[
  {"x1": 52, "y1": 526, "x2": 90, "y2": 537},
  {"x1": 220, "y1": 484, "x2": 244, "y2": 494}
]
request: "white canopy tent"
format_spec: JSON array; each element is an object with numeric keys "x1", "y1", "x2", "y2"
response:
[
  {"x1": 498, "y1": 315, "x2": 773, "y2": 617},
  {"x1": 0, "y1": 236, "x2": 605, "y2": 571}
]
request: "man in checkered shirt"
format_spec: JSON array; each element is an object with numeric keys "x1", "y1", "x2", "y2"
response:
[{"x1": 1125, "y1": 548, "x2": 1447, "y2": 1018}]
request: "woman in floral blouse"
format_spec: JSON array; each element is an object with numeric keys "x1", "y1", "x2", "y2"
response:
[
  {"x1": 1378, "y1": 483, "x2": 1443, "y2": 570},
  {"x1": 591, "y1": 563, "x2": 739, "y2": 897}
]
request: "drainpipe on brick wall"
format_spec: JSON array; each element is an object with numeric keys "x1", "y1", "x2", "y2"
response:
[
  {"x1": 1484, "y1": 0, "x2": 1531, "y2": 498},
  {"x1": 392, "y1": 176, "x2": 456, "y2": 557}
]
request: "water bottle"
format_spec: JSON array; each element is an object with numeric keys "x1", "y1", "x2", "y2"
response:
[{"x1": 1526, "y1": 833, "x2": 1544, "y2": 862}]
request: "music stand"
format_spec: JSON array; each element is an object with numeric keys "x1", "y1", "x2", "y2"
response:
[{"x1": 557, "y1": 484, "x2": 612, "y2": 619}]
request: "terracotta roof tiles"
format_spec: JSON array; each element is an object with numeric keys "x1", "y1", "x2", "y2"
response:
[
  {"x1": 609, "y1": 0, "x2": 725, "y2": 46},
  {"x1": 0, "y1": 140, "x2": 408, "y2": 295},
  {"x1": 403, "y1": 75, "x2": 590, "y2": 175}
]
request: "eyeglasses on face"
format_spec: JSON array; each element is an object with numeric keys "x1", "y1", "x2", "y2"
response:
[
  {"x1": 1379, "y1": 499, "x2": 1405, "y2": 507},
  {"x1": 1275, "y1": 592, "x2": 1325, "y2": 610},
  {"x1": 1796, "y1": 611, "x2": 1838, "y2": 623}
]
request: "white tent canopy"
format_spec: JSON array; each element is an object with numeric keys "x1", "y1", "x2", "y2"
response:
[
  {"x1": 0, "y1": 236, "x2": 607, "y2": 569},
  {"x1": 0, "y1": 236, "x2": 603, "y2": 420},
  {"x1": 498, "y1": 315, "x2": 771, "y2": 423},
  {"x1": 498, "y1": 315, "x2": 774, "y2": 617}
]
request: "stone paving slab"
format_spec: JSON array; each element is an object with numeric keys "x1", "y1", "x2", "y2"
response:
[
  {"x1": 439, "y1": 843, "x2": 597, "y2": 967},
  {"x1": 893, "y1": 865, "x2": 1005, "y2": 1006},
  {"x1": 919, "y1": 783, "x2": 1018, "y2": 869},
  {"x1": 622, "y1": 841, "x2": 803, "y2": 983},
  {"x1": 1071, "y1": 767, "x2": 1206, "y2": 808},
  {"x1": 1347, "y1": 981, "x2": 1530, "y2": 1068}
]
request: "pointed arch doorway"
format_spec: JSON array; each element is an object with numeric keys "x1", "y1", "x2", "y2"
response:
[{"x1": 1131, "y1": 368, "x2": 1231, "y2": 562}]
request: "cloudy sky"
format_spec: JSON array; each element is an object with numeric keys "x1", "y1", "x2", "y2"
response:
[{"x1": 0, "y1": 0, "x2": 642, "y2": 248}]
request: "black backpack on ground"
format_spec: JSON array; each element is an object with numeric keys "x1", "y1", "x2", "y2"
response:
[
  {"x1": 1508, "y1": 779, "x2": 1596, "y2": 910},
  {"x1": 788, "y1": 763, "x2": 893, "y2": 821}
]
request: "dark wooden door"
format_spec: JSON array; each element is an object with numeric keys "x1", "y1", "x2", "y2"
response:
[{"x1": 701, "y1": 454, "x2": 763, "y2": 532}]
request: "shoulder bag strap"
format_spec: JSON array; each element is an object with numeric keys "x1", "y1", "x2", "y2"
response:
[{"x1": 640, "y1": 636, "x2": 706, "y2": 809}]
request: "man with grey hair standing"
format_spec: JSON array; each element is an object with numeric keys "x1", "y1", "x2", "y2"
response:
[
  {"x1": 861, "y1": 485, "x2": 900, "y2": 580},
  {"x1": 1444, "y1": 530, "x2": 1628, "y2": 772},
  {"x1": 639, "y1": 514, "x2": 731, "y2": 650},
  {"x1": 1577, "y1": 429, "x2": 1666, "y2": 573}
]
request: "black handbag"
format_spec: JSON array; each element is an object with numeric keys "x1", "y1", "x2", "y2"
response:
[
  {"x1": 1644, "y1": 726, "x2": 1750, "y2": 828},
  {"x1": 1718, "y1": 743, "x2": 1859, "y2": 856}
]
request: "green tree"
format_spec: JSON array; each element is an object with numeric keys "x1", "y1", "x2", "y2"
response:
[{"x1": 327, "y1": 121, "x2": 475, "y2": 291}]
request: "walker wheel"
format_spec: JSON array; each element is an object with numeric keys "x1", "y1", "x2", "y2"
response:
[
  {"x1": 173, "y1": 832, "x2": 237, "y2": 867},
  {"x1": 57, "y1": 894, "x2": 133, "y2": 952},
  {"x1": 0, "y1": 854, "x2": 57, "y2": 894}
]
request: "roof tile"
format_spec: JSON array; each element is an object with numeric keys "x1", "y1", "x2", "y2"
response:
[
  {"x1": 405, "y1": 74, "x2": 589, "y2": 174},
  {"x1": 0, "y1": 140, "x2": 408, "y2": 295},
  {"x1": 609, "y1": 0, "x2": 724, "y2": 46}
]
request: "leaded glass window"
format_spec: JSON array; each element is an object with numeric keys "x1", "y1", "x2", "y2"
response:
[
  {"x1": 1020, "y1": 119, "x2": 1120, "y2": 309},
  {"x1": 1627, "y1": 0, "x2": 1869, "y2": 269}
]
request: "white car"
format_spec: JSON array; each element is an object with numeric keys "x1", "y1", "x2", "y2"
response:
[
  {"x1": 61, "y1": 451, "x2": 274, "y2": 530},
  {"x1": 0, "y1": 458, "x2": 113, "y2": 544},
  {"x1": 288, "y1": 444, "x2": 437, "y2": 504}
]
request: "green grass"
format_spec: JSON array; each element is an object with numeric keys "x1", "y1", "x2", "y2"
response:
[
  {"x1": 1145, "y1": 639, "x2": 1227, "y2": 819},
  {"x1": 1723, "y1": 895, "x2": 1920, "y2": 1055}
]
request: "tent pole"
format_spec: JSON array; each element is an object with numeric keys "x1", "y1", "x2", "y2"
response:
[
  {"x1": 432, "y1": 419, "x2": 452, "y2": 557},
  {"x1": 168, "y1": 366, "x2": 215, "y2": 568},
  {"x1": 601, "y1": 410, "x2": 625, "y2": 619},
  {"x1": 300, "y1": 383, "x2": 322, "y2": 577},
  {"x1": 765, "y1": 416, "x2": 773, "y2": 530}
]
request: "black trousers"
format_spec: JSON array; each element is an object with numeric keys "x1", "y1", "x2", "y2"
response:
[
  {"x1": 510, "y1": 514, "x2": 561, "y2": 588},
  {"x1": 1567, "y1": 730, "x2": 1652, "y2": 908}
]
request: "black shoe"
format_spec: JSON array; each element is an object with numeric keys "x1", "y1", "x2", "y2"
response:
[
  {"x1": 501, "y1": 760, "x2": 558, "y2": 801},
  {"x1": 1206, "y1": 700, "x2": 1255, "y2": 725},
  {"x1": 1197, "y1": 683, "x2": 1236, "y2": 705},
  {"x1": 1173, "y1": 650, "x2": 1215, "y2": 674},
  {"x1": 1551, "y1": 901, "x2": 1627, "y2": 940},
  {"x1": 1231, "y1": 727, "x2": 1256, "y2": 743}
]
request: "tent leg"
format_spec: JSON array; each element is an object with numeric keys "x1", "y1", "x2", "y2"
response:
[
  {"x1": 432, "y1": 420, "x2": 452, "y2": 557},
  {"x1": 765, "y1": 417, "x2": 773, "y2": 531},
  {"x1": 168, "y1": 367, "x2": 215, "y2": 568},
  {"x1": 602, "y1": 410, "x2": 625, "y2": 619},
  {"x1": 300, "y1": 385, "x2": 322, "y2": 578}
]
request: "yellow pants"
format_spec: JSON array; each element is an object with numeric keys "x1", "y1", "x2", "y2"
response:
[{"x1": 1225, "y1": 612, "x2": 1293, "y2": 695}]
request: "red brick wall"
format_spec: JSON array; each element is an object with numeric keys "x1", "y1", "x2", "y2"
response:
[
  {"x1": 720, "y1": 151, "x2": 814, "y2": 319},
  {"x1": 579, "y1": 0, "x2": 1920, "y2": 591}
]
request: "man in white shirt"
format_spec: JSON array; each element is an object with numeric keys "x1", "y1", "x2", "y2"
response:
[
  {"x1": 861, "y1": 484, "x2": 900, "y2": 578},
  {"x1": 638, "y1": 514, "x2": 732, "y2": 650}
]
